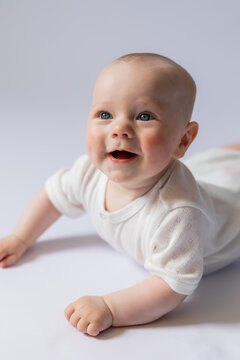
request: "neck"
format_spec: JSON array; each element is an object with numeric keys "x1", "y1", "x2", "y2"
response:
[{"x1": 105, "y1": 159, "x2": 175, "y2": 211}]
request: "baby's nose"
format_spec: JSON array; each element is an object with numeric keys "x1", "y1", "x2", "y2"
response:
[{"x1": 111, "y1": 119, "x2": 134, "y2": 139}]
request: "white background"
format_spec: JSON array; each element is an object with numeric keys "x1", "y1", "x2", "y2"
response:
[{"x1": 0, "y1": 1, "x2": 240, "y2": 359}]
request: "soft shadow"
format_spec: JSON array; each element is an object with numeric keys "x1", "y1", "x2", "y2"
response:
[
  {"x1": 14, "y1": 236, "x2": 240, "y2": 335},
  {"x1": 89, "y1": 326, "x2": 127, "y2": 340},
  {"x1": 139, "y1": 260, "x2": 240, "y2": 329},
  {"x1": 15, "y1": 234, "x2": 111, "y2": 266},
  {"x1": 99, "y1": 261, "x2": 240, "y2": 338},
  {"x1": 88, "y1": 261, "x2": 240, "y2": 339}
]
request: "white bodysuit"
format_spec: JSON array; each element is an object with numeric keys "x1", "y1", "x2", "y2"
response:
[{"x1": 45, "y1": 147, "x2": 240, "y2": 295}]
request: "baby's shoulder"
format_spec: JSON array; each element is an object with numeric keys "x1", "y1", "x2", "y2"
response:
[
  {"x1": 65, "y1": 153, "x2": 105, "y2": 194},
  {"x1": 159, "y1": 160, "x2": 211, "y2": 212},
  {"x1": 70, "y1": 154, "x2": 100, "y2": 180}
]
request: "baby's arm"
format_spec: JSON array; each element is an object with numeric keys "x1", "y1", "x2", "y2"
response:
[
  {"x1": 103, "y1": 275, "x2": 186, "y2": 326},
  {"x1": 64, "y1": 275, "x2": 186, "y2": 336},
  {"x1": 0, "y1": 189, "x2": 61, "y2": 267}
]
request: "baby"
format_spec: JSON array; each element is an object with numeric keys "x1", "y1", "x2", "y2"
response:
[{"x1": 1, "y1": 53, "x2": 240, "y2": 337}]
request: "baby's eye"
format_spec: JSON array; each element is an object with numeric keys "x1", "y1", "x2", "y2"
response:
[
  {"x1": 99, "y1": 111, "x2": 112, "y2": 119},
  {"x1": 137, "y1": 113, "x2": 153, "y2": 121}
]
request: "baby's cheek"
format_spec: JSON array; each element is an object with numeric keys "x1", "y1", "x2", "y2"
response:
[
  {"x1": 86, "y1": 129, "x2": 105, "y2": 166},
  {"x1": 144, "y1": 133, "x2": 174, "y2": 168},
  {"x1": 86, "y1": 142, "x2": 96, "y2": 164},
  {"x1": 86, "y1": 128, "x2": 97, "y2": 157},
  {"x1": 143, "y1": 132, "x2": 167, "y2": 154},
  {"x1": 86, "y1": 137, "x2": 92, "y2": 157}
]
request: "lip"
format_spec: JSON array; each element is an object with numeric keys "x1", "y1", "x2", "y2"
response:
[
  {"x1": 109, "y1": 148, "x2": 137, "y2": 154},
  {"x1": 108, "y1": 150, "x2": 138, "y2": 164}
]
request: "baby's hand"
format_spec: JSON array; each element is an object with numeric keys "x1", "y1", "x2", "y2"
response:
[
  {"x1": 64, "y1": 296, "x2": 113, "y2": 336},
  {"x1": 0, "y1": 234, "x2": 28, "y2": 268}
]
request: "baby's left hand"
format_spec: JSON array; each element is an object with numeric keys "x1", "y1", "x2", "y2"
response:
[{"x1": 64, "y1": 296, "x2": 113, "y2": 336}]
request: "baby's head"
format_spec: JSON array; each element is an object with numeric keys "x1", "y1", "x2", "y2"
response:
[
  {"x1": 96, "y1": 53, "x2": 196, "y2": 125},
  {"x1": 86, "y1": 53, "x2": 198, "y2": 190}
]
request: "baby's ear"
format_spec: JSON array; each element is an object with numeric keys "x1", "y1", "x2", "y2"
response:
[{"x1": 173, "y1": 121, "x2": 199, "y2": 159}]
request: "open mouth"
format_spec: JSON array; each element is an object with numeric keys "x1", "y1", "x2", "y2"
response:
[{"x1": 110, "y1": 150, "x2": 137, "y2": 160}]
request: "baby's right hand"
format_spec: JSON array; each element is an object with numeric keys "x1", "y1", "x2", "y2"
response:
[{"x1": 0, "y1": 234, "x2": 29, "y2": 268}]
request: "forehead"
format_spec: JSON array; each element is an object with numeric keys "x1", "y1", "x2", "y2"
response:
[
  {"x1": 96, "y1": 61, "x2": 174, "y2": 86},
  {"x1": 92, "y1": 61, "x2": 178, "y2": 104}
]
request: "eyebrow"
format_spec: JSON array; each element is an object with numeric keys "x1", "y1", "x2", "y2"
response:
[
  {"x1": 91, "y1": 98, "x2": 165, "y2": 111},
  {"x1": 135, "y1": 98, "x2": 164, "y2": 109},
  {"x1": 90, "y1": 101, "x2": 112, "y2": 109}
]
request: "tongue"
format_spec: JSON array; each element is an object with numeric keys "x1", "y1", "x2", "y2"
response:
[{"x1": 114, "y1": 151, "x2": 135, "y2": 159}]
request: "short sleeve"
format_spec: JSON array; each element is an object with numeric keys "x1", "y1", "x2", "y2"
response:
[
  {"x1": 144, "y1": 207, "x2": 207, "y2": 295},
  {"x1": 45, "y1": 155, "x2": 90, "y2": 218}
]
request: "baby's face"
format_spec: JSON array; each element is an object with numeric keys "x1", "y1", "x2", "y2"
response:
[{"x1": 86, "y1": 61, "x2": 186, "y2": 190}]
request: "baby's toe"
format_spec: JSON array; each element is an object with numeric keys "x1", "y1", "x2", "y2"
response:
[
  {"x1": 77, "y1": 318, "x2": 90, "y2": 333},
  {"x1": 64, "y1": 305, "x2": 74, "y2": 320}
]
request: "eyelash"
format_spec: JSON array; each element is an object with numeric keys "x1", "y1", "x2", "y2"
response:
[{"x1": 97, "y1": 111, "x2": 155, "y2": 121}]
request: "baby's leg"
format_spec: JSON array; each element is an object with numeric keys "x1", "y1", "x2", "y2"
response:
[{"x1": 221, "y1": 143, "x2": 240, "y2": 151}]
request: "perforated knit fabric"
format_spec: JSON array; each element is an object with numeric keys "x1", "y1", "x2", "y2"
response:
[
  {"x1": 144, "y1": 207, "x2": 206, "y2": 294},
  {"x1": 45, "y1": 148, "x2": 240, "y2": 295}
]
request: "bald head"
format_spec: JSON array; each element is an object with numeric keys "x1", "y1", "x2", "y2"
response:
[{"x1": 99, "y1": 52, "x2": 196, "y2": 126}]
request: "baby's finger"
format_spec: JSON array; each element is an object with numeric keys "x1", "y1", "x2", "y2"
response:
[
  {"x1": 0, "y1": 253, "x2": 7, "y2": 264},
  {"x1": 77, "y1": 318, "x2": 90, "y2": 333},
  {"x1": 64, "y1": 305, "x2": 75, "y2": 320},
  {"x1": 0, "y1": 258, "x2": 7, "y2": 268},
  {"x1": 0, "y1": 245, "x2": 8, "y2": 261},
  {"x1": 69, "y1": 312, "x2": 81, "y2": 327},
  {"x1": 87, "y1": 322, "x2": 101, "y2": 337},
  {"x1": 0, "y1": 254, "x2": 18, "y2": 268}
]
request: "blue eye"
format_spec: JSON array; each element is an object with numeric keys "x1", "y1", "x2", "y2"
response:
[
  {"x1": 138, "y1": 113, "x2": 152, "y2": 121},
  {"x1": 100, "y1": 111, "x2": 111, "y2": 119}
]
